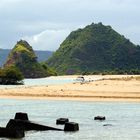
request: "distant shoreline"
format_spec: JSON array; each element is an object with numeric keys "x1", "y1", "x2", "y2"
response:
[{"x1": 0, "y1": 75, "x2": 140, "y2": 102}]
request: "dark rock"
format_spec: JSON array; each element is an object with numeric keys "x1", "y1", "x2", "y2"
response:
[
  {"x1": 6, "y1": 119, "x2": 62, "y2": 131},
  {"x1": 14, "y1": 112, "x2": 29, "y2": 121},
  {"x1": 94, "y1": 116, "x2": 106, "y2": 121},
  {"x1": 103, "y1": 124, "x2": 113, "y2": 126},
  {"x1": 64, "y1": 122, "x2": 79, "y2": 131},
  {"x1": 0, "y1": 127, "x2": 24, "y2": 138},
  {"x1": 56, "y1": 118, "x2": 69, "y2": 125}
]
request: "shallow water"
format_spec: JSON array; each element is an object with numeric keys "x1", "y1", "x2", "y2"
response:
[
  {"x1": 0, "y1": 99, "x2": 140, "y2": 140},
  {"x1": 23, "y1": 77, "x2": 75, "y2": 86},
  {"x1": 0, "y1": 76, "x2": 102, "y2": 88},
  {"x1": 0, "y1": 77, "x2": 76, "y2": 89}
]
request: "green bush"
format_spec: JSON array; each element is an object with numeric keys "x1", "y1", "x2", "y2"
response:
[{"x1": 0, "y1": 66, "x2": 24, "y2": 85}]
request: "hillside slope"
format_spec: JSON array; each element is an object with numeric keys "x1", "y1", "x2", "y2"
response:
[
  {"x1": 0, "y1": 49, "x2": 53, "y2": 67},
  {"x1": 47, "y1": 23, "x2": 140, "y2": 74},
  {"x1": 4, "y1": 40, "x2": 55, "y2": 78}
]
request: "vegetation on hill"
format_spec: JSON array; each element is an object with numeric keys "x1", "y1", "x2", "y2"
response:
[
  {"x1": 0, "y1": 66, "x2": 24, "y2": 85},
  {"x1": 4, "y1": 40, "x2": 56, "y2": 78},
  {"x1": 47, "y1": 22, "x2": 140, "y2": 75},
  {"x1": 0, "y1": 49, "x2": 53, "y2": 67}
]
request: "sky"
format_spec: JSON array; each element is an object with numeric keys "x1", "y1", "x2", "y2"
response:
[{"x1": 0, "y1": 0, "x2": 140, "y2": 51}]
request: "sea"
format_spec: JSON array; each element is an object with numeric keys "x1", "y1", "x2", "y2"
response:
[
  {"x1": 0, "y1": 77, "x2": 140, "y2": 139},
  {"x1": 23, "y1": 77, "x2": 76, "y2": 86},
  {"x1": 0, "y1": 100, "x2": 140, "y2": 140},
  {"x1": 0, "y1": 77, "x2": 76, "y2": 89},
  {"x1": 0, "y1": 76, "x2": 103, "y2": 89}
]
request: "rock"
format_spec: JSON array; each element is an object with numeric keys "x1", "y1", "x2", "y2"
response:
[
  {"x1": 0, "y1": 127, "x2": 25, "y2": 138},
  {"x1": 103, "y1": 124, "x2": 113, "y2": 126},
  {"x1": 64, "y1": 122, "x2": 79, "y2": 131},
  {"x1": 94, "y1": 116, "x2": 106, "y2": 121},
  {"x1": 56, "y1": 118, "x2": 69, "y2": 125},
  {"x1": 6, "y1": 119, "x2": 62, "y2": 131},
  {"x1": 14, "y1": 112, "x2": 29, "y2": 121}
]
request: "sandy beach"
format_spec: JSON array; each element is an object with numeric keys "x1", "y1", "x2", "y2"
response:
[{"x1": 0, "y1": 75, "x2": 140, "y2": 102}]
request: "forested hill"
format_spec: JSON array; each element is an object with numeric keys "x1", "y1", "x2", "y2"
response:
[
  {"x1": 3, "y1": 40, "x2": 56, "y2": 78},
  {"x1": 0, "y1": 49, "x2": 53, "y2": 67},
  {"x1": 47, "y1": 22, "x2": 140, "y2": 75}
]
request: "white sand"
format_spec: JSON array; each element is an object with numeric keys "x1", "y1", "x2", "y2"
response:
[{"x1": 0, "y1": 75, "x2": 140, "y2": 102}]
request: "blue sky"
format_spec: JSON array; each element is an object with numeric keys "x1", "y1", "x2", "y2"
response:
[{"x1": 0, "y1": 0, "x2": 140, "y2": 51}]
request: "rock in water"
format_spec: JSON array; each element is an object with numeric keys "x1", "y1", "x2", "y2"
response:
[
  {"x1": 6, "y1": 119, "x2": 62, "y2": 131},
  {"x1": 14, "y1": 112, "x2": 29, "y2": 121},
  {"x1": 64, "y1": 122, "x2": 79, "y2": 131},
  {"x1": 56, "y1": 118, "x2": 69, "y2": 125},
  {"x1": 0, "y1": 127, "x2": 25, "y2": 138},
  {"x1": 94, "y1": 116, "x2": 106, "y2": 121}
]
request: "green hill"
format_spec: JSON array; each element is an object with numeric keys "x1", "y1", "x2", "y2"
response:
[
  {"x1": 47, "y1": 22, "x2": 140, "y2": 75},
  {"x1": 0, "y1": 49, "x2": 53, "y2": 67},
  {"x1": 4, "y1": 40, "x2": 56, "y2": 78}
]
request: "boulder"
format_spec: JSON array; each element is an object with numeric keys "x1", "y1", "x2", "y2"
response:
[
  {"x1": 14, "y1": 112, "x2": 29, "y2": 121},
  {"x1": 94, "y1": 116, "x2": 106, "y2": 121},
  {"x1": 64, "y1": 122, "x2": 79, "y2": 131},
  {"x1": 56, "y1": 118, "x2": 69, "y2": 125},
  {"x1": 103, "y1": 124, "x2": 113, "y2": 126},
  {"x1": 6, "y1": 119, "x2": 62, "y2": 131},
  {"x1": 0, "y1": 127, "x2": 24, "y2": 138}
]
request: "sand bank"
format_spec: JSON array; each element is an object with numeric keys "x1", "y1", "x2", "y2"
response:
[{"x1": 0, "y1": 75, "x2": 140, "y2": 102}]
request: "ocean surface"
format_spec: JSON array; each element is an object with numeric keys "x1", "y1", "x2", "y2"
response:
[
  {"x1": 23, "y1": 77, "x2": 76, "y2": 86},
  {"x1": 0, "y1": 99, "x2": 140, "y2": 140},
  {"x1": 0, "y1": 77, "x2": 76, "y2": 89},
  {"x1": 0, "y1": 76, "x2": 102, "y2": 88}
]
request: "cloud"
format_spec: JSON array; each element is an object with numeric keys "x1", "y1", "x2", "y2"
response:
[
  {"x1": 115, "y1": 25, "x2": 140, "y2": 45},
  {"x1": 0, "y1": 0, "x2": 140, "y2": 50},
  {"x1": 23, "y1": 29, "x2": 71, "y2": 51}
]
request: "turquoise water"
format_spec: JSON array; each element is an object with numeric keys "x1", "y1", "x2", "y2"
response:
[
  {"x1": 23, "y1": 77, "x2": 75, "y2": 86},
  {"x1": 0, "y1": 99, "x2": 140, "y2": 140},
  {"x1": 0, "y1": 77, "x2": 76, "y2": 89},
  {"x1": 0, "y1": 76, "x2": 102, "y2": 88}
]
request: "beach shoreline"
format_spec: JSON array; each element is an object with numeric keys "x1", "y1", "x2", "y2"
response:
[{"x1": 0, "y1": 75, "x2": 140, "y2": 102}]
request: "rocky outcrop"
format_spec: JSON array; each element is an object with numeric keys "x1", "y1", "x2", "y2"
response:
[{"x1": 4, "y1": 40, "x2": 55, "y2": 78}]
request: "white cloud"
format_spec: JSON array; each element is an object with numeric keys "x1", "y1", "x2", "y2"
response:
[
  {"x1": 0, "y1": 0, "x2": 140, "y2": 50},
  {"x1": 23, "y1": 29, "x2": 71, "y2": 51},
  {"x1": 115, "y1": 25, "x2": 140, "y2": 45},
  {"x1": 0, "y1": 0, "x2": 24, "y2": 8}
]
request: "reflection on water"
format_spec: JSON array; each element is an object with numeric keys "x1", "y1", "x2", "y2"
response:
[{"x1": 0, "y1": 99, "x2": 140, "y2": 140}]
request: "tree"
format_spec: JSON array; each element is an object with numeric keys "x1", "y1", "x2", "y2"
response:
[{"x1": 0, "y1": 66, "x2": 24, "y2": 85}]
